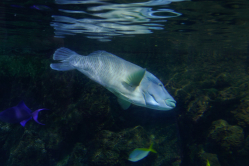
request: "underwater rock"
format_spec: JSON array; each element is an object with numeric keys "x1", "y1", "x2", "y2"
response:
[
  {"x1": 207, "y1": 119, "x2": 244, "y2": 153},
  {"x1": 235, "y1": 135, "x2": 249, "y2": 158},
  {"x1": 56, "y1": 143, "x2": 88, "y2": 166},
  {"x1": 231, "y1": 99, "x2": 249, "y2": 128},
  {"x1": 86, "y1": 123, "x2": 181, "y2": 166},
  {"x1": 245, "y1": 135, "x2": 249, "y2": 152},
  {"x1": 186, "y1": 95, "x2": 211, "y2": 122},
  {"x1": 87, "y1": 126, "x2": 153, "y2": 166},
  {"x1": 6, "y1": 130, "x2": 48, "y2": 166},
  {"x1": 214, "y1": 73, "x2": 231, "y2": 89},
  {"x1": 199, "y1": 152, "x2": 221, "y2": 166}
]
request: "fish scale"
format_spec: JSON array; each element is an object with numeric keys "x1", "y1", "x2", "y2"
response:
[
  {"x1": 50, "y1": 47, "x2": 176, "y2": 111},
  {"x1": 72, "y1": 51, "x2": 143, "y2": 89}
]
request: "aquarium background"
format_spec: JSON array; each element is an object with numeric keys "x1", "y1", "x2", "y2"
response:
[{"x1": 0, "y1": 0, "x2": 249, "y2": 166}]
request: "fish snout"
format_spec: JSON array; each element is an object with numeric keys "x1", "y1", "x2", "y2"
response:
[{"x1": 165, "y1": 99, "x2": 176, "y2": 108}]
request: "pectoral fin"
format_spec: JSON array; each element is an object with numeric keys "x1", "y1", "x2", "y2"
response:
[
  {"x1": 20, "y1": 117, "x2": 32, "y2": 127},
  {"x1": 117, "y1": 98, "x2": 131, "y2": 110},
  {"x1": 124, "y1": 68, "x2": 146, "y2": 87}
]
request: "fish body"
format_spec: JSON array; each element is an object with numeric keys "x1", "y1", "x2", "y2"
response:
[
  {"x1": 50, "y1": 47, "x2": 176, "y2": 110},
  {"x1": 0, "y1": 101, "x2": 47, "y2": 127},
  {"x1": 128, "y1": 143, "x2": 157, "y2": 162},
  {"x1": 206, "y1": 159, "x2": 210, "y2": 166}
]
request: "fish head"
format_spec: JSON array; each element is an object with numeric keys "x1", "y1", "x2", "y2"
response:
[{"x1": 140, "y1": 72, "x2": 176, "y2": 110}]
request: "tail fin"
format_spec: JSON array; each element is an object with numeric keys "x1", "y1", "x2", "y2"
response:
[
  {"x1": 32, "y1": 108, "x2": 48, "y2": 125},
  {"x1": 50, "y1": 47, "x2": 78, "y2": 71},
  {"x1": 148, "y1": 143, "x2": 157, "y2": 153}
]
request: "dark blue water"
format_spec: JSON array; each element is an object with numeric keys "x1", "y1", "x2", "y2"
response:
[{"x1": 0, "y1": 0, "x2": 249, "y2": 166}]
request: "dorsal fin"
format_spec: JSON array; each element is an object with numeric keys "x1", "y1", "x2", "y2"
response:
[
  {"x1": 17, "y1": 101, "x2": 32, "y2": 113},
  {"x1": 88, "y1": 51, "x2": 116, "y2": 57}
]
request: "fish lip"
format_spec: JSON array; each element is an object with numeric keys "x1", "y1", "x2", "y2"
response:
[{"x1": 165, "y1": 99, "x2": 176, "y2": 108}]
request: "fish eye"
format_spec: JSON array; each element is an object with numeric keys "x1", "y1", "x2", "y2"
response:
[{"x1": 158, "y1": 83, "x2": 163, "y2": 87}]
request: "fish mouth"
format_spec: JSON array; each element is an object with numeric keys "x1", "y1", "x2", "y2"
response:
[{"x1": 165, "y1": 99, "x2": 176, "y2": 108}]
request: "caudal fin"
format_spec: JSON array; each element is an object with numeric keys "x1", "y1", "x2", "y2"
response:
[
  {"x1": 148, "y1": 143, "x2": 157, "y2": 153},
  {"x1": 50, "y1": 47, "x2": 78, "y2": 71},
  {"x1": 32, "y1": 108, "x2": 48, "y2": 125}
]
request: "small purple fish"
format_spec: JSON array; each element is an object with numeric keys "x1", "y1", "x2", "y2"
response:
[
  {"x1": 30, "y1": 5, "x2": 52, "y2": 11},
  {"x1": 0, "y1": 101, "x2": 47, "y2": 127},
  {"x1": 11, "y1": 5, "x2": 24, "y2": 8}
]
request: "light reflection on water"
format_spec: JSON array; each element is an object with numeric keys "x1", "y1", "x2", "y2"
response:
[{"x1": 51, "y1": 0, "x2": 188, "y2": 42}]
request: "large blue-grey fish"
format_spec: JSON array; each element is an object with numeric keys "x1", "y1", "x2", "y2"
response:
[
  {"x1": 50, "y1": 47, "x2": 176, "y2": 110},
  {"x1": 0, "y1": 101, "x2": 47, "y2": 127}
]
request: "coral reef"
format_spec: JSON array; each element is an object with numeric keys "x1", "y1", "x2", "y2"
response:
[
  {"x1": 231, "y1": 98, "x2": 249, "y2": 129},
  {"x1": 163, "y1": 42, "x2": 249, "y2": 166},
  {"x1": 88, "y1": 126, "x2": 151, "y2": 166},
  {"x1": 87, "y1": 124, "x2": 181, "y2": 166},
  {"x1": 207, "y1": 119, "x2": 244, "y2": 153}
]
